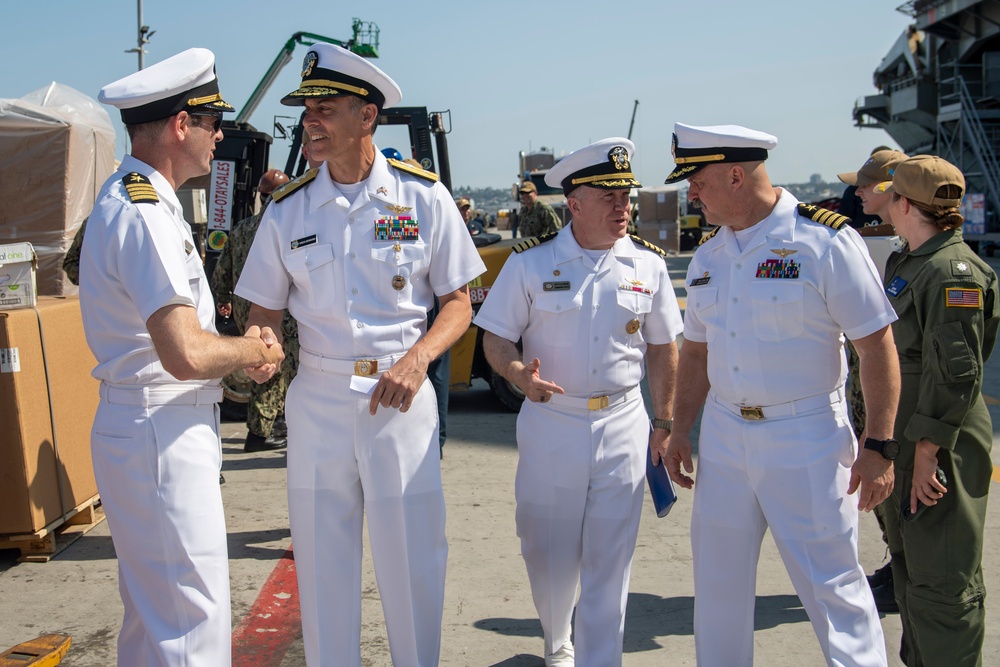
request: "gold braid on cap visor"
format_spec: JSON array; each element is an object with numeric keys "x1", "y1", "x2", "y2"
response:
[
  {"x1": 187, "y1": 92, "x2": 224, "y2": 106},
  {"x1": 298, "y1": 79, "x2": 370, "y2": 97},
  {"x1": 571, "y1": 172, "x2": 638, "y2": 186}
]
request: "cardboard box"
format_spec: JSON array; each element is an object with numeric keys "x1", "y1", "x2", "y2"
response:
[
  {"x1": 0, "y1": 243, "x2": 37, "y2": 309},
  {"x1": 638, "y1": 188, "x2": 680, "y2": 223},
  {"x1": 638, "y1": 221, "x2": 679, "y2": 252},
  {"x1": 0, "y1": 296, "x2": 99, "y2": 535}
]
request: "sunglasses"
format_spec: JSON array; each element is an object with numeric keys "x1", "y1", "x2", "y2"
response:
[{"x1": 190, "y1": 112, "x2": 223, "y2": 133}]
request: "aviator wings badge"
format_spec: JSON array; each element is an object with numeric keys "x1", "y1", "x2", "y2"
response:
[
  {"x1": 386, "y1": 203, "x2": 412, "y2": 214},
  {"x1": 771, "y1": 248, "x2": 798, "y2": 258}
]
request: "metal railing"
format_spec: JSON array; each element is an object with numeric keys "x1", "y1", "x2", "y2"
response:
[{"x1": 958, "y1": 76, "x2": 1000, "y2": 214}]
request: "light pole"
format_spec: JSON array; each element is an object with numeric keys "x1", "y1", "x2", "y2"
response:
[{"x1": 124, "y1": 0, "x2": 154, "y2": 70}]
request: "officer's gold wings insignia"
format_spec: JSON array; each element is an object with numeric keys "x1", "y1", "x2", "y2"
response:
[
  {"x1": 771, "y1": 248, "x2": 797, "y2": 258},
  {"x1": 386, "y1": 203, "x2": 412, "y2": 214}
]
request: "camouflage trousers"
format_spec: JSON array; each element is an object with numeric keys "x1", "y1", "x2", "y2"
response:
[
  {"x1": 846, "y1": 340, "x2": 865, "y2": 440},
  {"x1": 248, "y1": 336, "x2": 300, "y2": 437}
]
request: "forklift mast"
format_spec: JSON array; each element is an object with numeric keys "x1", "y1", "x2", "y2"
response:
[{"x1": 285, "y1": 108, "x2": 452, "y2": 192}]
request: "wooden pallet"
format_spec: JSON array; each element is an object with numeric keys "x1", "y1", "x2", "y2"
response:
[
  {"x1": 0, "y1": 634, "x2": 71, "y2": 666},
  {"x1": 0, "y1": 495, "x2": 105, "y2": 563}
]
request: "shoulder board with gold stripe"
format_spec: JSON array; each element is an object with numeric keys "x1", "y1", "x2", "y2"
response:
[
  {"x1": 387, "y1": 158, "x2": 439, "y2": 182},
  {"x1": 797, "y1": 203, "x2": 849, "y2": 231},
  {"x1": 698, "y1": 226, "x2": 720, "y2": 245},
  {"x1": 271, "y1": 168, "x2": 318, "y2": 203},
  {"x1": 513, "y1": 232, "x2": 558, "y2": 253},
  {"x1": 122, "y1": 172, "x2": 158, "y2": 204},
  {"x1": 629, "y1": 234, "x2": 666, "y2": 257}
]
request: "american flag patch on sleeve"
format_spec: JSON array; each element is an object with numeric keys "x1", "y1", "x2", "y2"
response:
[{"x1": 945, "y1": 287, "x2": 983, "y2": 308}]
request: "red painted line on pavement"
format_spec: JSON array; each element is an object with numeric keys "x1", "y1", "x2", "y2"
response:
[{"x1": 232, "y1": 547, "x2": 301, "y2": 667}]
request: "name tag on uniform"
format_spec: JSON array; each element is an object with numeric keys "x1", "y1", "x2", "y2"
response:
[
  {"x1": 291, "y1": 234, "x2": 317, "y2": 250},
  {"x1": 543, "y1": 281, "x2": 571, "y2": 291},
  {"x1": 885, "y1": 276, "x2": 907, "y2": 297},
  {"x1": 690, "y1": 273, "x2": 711, "y2": 287}
]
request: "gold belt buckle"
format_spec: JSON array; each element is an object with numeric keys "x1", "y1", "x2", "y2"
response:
[
  {"x1": 587, "y1": 395, "x2": 610, "y2": 411},
  {"x1": 740, "y1": 406, "x2": 765, "y2": 420},
  {"x1": 354, "y1": 359, "x2": 378, "y2": 376}
]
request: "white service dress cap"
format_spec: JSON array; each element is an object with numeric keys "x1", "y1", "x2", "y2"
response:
[
  {"x1": 99, "y1": 47, "x2": 234, "y2": 124},
  {"x1": 665, "y1": 123, "x2": 777, "y2": 183},
  {"x1": 545, "y1": 137, "x2": 642, "y2": 194},
  {"x1": 281, "y1": 43, "x2": 402, "y2": 109}
]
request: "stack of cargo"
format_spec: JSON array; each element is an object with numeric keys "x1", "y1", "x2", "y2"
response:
[{"x1": 636, "y1": 186, "x2": 682, "y2": 252}]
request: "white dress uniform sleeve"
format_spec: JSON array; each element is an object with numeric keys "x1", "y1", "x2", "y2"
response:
[
  {"x1": 426, "y1": 183, "x2": 486, "y2": 296},
  {"x1": 820, "y1": 228, "x2": 898, "y2": 341},
  {"x1": 118, "y1": 205, "x2": 198, "y2": 323},
  {"x1": 473, "y1": 253, "x2": 530, "y2": 343},
  {"x1": 234, "y1": 205, "x2": 291, "y2": 311},
  {"x1": 681, "y1": 259, "x2": 710, "y2": 344},
  {"x1": 641, "y1": 259, "x2": 684, "y2": 345}
]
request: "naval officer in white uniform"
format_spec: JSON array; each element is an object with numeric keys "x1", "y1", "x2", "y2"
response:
[
  {"x1": 235, "y1": 44, "x2": 485, "y2": 666},
  {"x1": 662, "y1": 123, "x2": 901, "y2": 667},
  {"x1": 476, "y1": 138, "x2": 683, "y2": 667},
  {"x1": 80, "y1": 49, "x2": 284, "y2": 666}
]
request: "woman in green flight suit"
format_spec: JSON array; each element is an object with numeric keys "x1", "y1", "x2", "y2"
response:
[{"x1": 879, "y1": 155, "x2": 998, "y2": 666}]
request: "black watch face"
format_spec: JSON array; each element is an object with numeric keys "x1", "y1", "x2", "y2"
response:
[{"x1": 883, "y1": 440, "x2": 900, "y2": 460}]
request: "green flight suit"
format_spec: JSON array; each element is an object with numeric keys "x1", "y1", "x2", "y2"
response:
[{"x1": 882, "y1": 228, "x2": 998, "y2": 667}]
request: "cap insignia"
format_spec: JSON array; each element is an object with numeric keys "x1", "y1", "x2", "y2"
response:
[
  {"x1": 609, "y1": 145, "x2": 630, "y2": 171},
  {"x1": 670, "y1": 133, "x2": 677, "y2": 159},
  {"x1": 302, "y1": 51, "x2": 318, "y2": 78}
]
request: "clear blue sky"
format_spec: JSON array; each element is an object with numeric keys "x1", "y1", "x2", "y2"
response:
[{"x1": 1, "y1": 1, "x2": 911, "y2": 190}]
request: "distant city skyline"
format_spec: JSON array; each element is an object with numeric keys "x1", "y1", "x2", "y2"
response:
[{"x1": 1, "y1": 1, "x2": 912, "y2": 189}]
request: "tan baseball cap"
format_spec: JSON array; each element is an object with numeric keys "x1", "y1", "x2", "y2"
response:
[
  {"x1": 518, "y1": 181, "x2": 537, "y2": 193},
  {"x1": 456, "y1": 197, "x2": 471, "y2": 208},
  {"x1": 875, "y1": 155, "x2": 965, "y2": 207},
  {"x1": 837, "y1": 149, "x2": 908, "y2": 187}
]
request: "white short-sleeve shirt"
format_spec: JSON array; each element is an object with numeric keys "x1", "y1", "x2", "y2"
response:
[
  {"x1": 683, "y1": 189, "x2": 897, "y2": 406},
  {"x1": 475, "y1": 225, "x2": 684, "y2": 396},
  {"x1": 235, "y1": 149, "x2": 486, "y2": 358},
  {"x1": 79, "y1": 155, "x2": 218, "y2": 387}
]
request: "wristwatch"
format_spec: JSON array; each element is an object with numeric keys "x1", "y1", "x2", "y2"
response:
[
  {"x1": 863, "y1": 437, "x2": 900, "y2": 461},
  {"x1": 650, "y1": 418, "x2": 673, "y2": 432}
]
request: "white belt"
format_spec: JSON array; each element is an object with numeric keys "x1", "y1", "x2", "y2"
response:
[
  {"x1": 546, "y1": 386, "x2": 641, "y2": 411},
  {"x1": 299, "y1": 349, "x2": 402, "y2": 376},
  {"x1": 711, "y1": 389, "x2": 843, "y2": 421},
  {"x1": 100, "y1": 383, "x2": 223, "y2": 407}
]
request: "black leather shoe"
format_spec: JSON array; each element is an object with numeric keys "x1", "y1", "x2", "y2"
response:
[
  {"x1": 867, "y1": 562, "x2": 892, "y2": 589},
  {"x1": 244, "y1": 432, "x2": 288, "y2": 452},
  {"x1": 272, "y1": 416, "x2": 288, "y2": 438},
  {"x1": 219, "y1": 473, "x2": 225, "y2": 485},
  {"x1": 871, "y1": 579, "x2": 899, "y2": 614}
]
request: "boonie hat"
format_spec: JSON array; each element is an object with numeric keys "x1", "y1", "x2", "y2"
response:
[
  {"x1": 281, "y1": 43, "x2": 401, "y2": 109},
  {"x1": 875, "y1": 155, "x2": 965, "y2": 208},
  {"x1": 837, "y1": 149, "x2": 908, "y2": 187},
  {"x1": 518, "y1": 181, "x2": 537, "y2": 194},
  {"x1": 544, "y1": 137, "x2": 641, "y2": 195},
  {"x1": 99, "y1": 48, "x2": 234, "y2": 124},
  {"x1": 664, "y1": 123, "x2": 777, "y2": 183}
]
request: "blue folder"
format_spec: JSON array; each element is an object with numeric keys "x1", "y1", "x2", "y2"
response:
[{"x1": 646, "y1": 447, "x2": 678, "y2": 518}]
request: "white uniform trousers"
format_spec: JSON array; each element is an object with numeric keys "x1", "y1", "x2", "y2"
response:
[
  {"x1": 514, "y1": 390, "x2": 647, "y2": 667},
  {"x1": 285, "y1": 365, "x2": 447, "y2": 667},
  {"x1": 691, "y1": 398, "x2": 886, "y2": 667},
  {"x1": 91, "y1": 397, "x2": 231, "y2": 667}
]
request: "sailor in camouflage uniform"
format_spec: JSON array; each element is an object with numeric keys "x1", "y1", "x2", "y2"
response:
[
  {"x1": 212, "y1": 169, "x2": 299, "y2": 451},
  {"x1": 517, "y1": 180, "x2": 563, "y2": 238}
]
